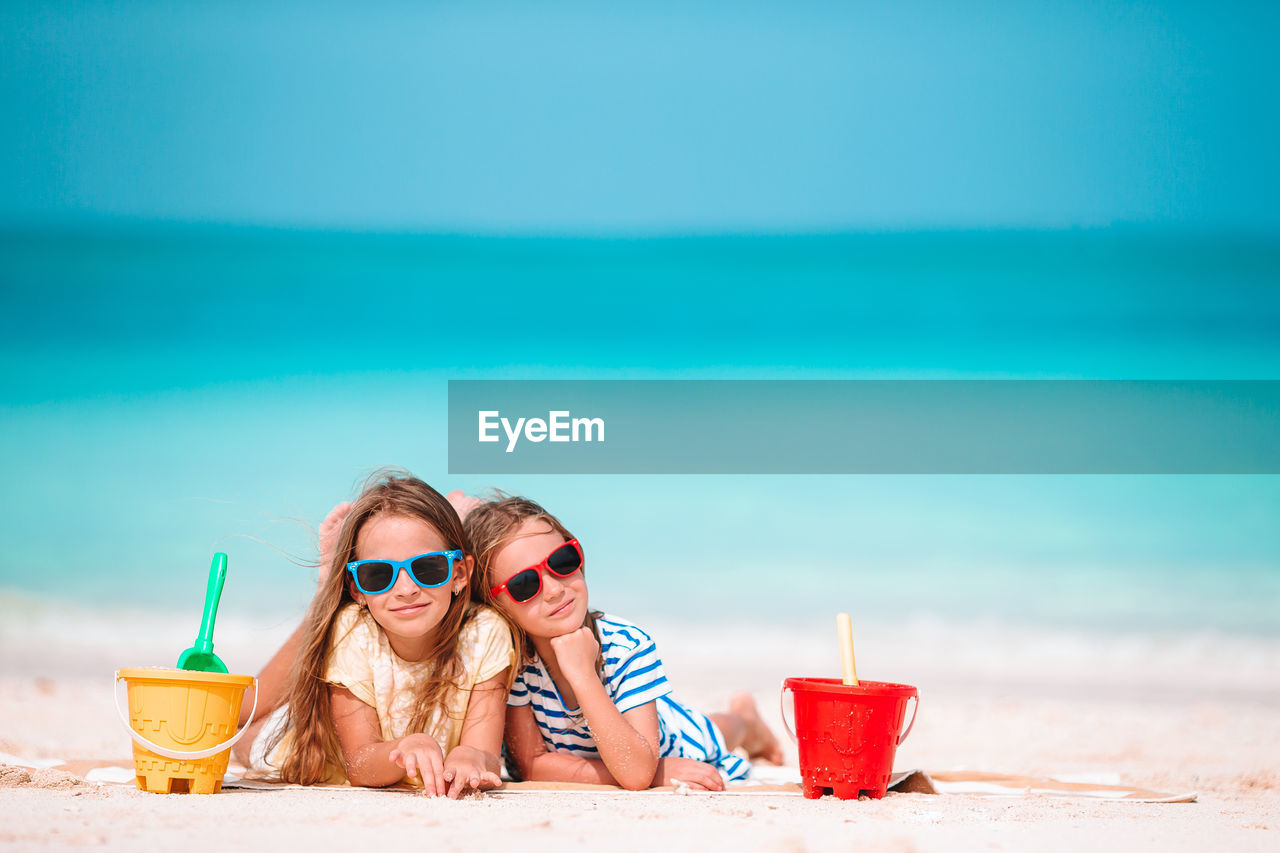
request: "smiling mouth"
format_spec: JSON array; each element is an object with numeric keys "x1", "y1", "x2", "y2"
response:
[
  {"x1": 549, "y1": 599, "x2": 575, "y2": 618},
  {"x1": 392, "y1": 603, "x2": 428, "y2": 614}
]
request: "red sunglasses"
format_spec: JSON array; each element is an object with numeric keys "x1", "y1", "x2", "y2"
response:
[{"x1": 490, "y1": 539, "x2": 584, "y2": 603}]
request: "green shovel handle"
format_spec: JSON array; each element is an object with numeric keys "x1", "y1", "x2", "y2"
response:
[{"x1": 194, "y1": 552, "x2": 227, "y2": 653}]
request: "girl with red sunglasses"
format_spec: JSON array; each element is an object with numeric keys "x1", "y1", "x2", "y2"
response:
[
  {"x1": 465, "y1": 494, "x2": 783, "y2": 791},
  {"x1": 232, "y1": 472, "x2": 517, "y2": 797}
]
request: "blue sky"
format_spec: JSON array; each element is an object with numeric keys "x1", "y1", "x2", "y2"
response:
[{"x1": 3, "y1": 1, "x2": 1278, "y2": 233}]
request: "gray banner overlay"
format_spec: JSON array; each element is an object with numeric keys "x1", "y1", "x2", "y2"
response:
[{"x1": 447, "y1": 380, "x2": 1280, "y2": 474}]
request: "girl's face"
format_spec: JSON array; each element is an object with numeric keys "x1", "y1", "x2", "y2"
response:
[
  {"x1": 489, "y1": 518, "x2": 588, "y2": 639},
  {"x1": 352, "y1": 513, "x2": 469, "y2": 658}
]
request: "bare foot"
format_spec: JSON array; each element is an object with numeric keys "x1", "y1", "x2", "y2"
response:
[
  {"x1": 730, "y1": 692, "x2": 784, "y2": 765},
  {"x1": 445, "y1": 490, "x2": 483, "y2": 522},
  {"x1": 317, "y1": 501, "x2": 353, "y2": 582}
]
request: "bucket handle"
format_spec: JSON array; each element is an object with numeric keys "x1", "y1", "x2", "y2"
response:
[
  {"x1": 898, "y1": 693, "x2": 919, "y2": 746},
  {"x1": 114, "y1": 671, "x2": 258, "y2": 762},
  {"x1": 779, "y1": 681, "x2": 797, "y2": 744},
  {"x1": 780, "y1": 682, "x2": 920, "y2": 747}
]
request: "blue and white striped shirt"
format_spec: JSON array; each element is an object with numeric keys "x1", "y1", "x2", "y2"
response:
[
  {"x1": 507, "y1": 613, "x2": 750, "y2": 780},
  {"x1": 507, "y1": 613, "x2": 670, "y2": 759}
]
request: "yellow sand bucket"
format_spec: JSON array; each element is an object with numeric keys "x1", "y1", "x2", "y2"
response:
[{"x1": 114, "y1": 667, "x2": 256, "y2": 794}]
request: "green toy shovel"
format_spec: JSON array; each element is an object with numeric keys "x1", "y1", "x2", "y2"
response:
[{"x1": 176, "y1": 552, "x2": 230, "y2": 673}]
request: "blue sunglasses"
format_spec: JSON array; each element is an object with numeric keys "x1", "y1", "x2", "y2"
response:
[{"x1": 346, "y1": 550, "x2": 463, "y2": 596}]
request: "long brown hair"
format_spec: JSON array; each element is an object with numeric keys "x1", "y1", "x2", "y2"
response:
[
  {"x1": 464, "y1": 493, "x2": 603, "y2": 676},
  {"x1": 266, "y1": 470, "x2": 485, "y2": 784}
]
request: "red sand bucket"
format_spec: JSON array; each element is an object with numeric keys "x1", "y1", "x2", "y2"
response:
[{"x1": 782, "y1": 678, "x2": 919, "y2": 800}]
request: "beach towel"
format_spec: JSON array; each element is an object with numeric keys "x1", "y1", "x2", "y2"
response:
[{"x1": 0, "y1": 754, "x2": 1197, "y2": 802}]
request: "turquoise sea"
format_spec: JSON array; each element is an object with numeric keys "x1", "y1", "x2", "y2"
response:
[{"x1": 1, "y1": 226, "x2": 1278, "y2": 639}]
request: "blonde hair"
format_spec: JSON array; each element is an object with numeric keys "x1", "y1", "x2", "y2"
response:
[
  {"x1": 266, "y1": 470, "x2": 511, "y2": 784},
  {"x1": 464, "y1": 493, "x2": 603, "y2": 676}
]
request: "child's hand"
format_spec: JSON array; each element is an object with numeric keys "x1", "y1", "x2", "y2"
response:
[
  {"x1": 388, "y1": 733, "x2": 447, "y2": 796},
  {"x1": 549, "y1": 626, "x2": 600, "y2": 686},
  {"x1": 317, "y1": 501, "x2": 353, "y2": 583},
  {"x1": 442, "y1": 745, "x2": 502, "y2": 799},
  {"x1": 655, "y1": 757, "x2": 725, "y2": 792}
]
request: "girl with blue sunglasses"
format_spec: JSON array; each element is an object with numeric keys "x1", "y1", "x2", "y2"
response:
[{"x1": 234, "y1": 472, "x2": 516, "y2": 797}]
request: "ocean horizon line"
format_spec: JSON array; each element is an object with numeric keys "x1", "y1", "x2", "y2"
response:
[{"x1": 4, "y1": 216, "x2": 1280, "y2": 245}]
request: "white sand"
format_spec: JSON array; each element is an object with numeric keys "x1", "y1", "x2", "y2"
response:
[{"x1": 2, "y1": 605, "x2": 1278, "y2": 851}]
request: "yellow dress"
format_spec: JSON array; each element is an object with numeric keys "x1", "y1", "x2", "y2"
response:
[{"x1": 263, "y1": 603, "x2": 514, "y2": 785}]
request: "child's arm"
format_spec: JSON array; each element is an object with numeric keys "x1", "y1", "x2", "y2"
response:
[
  {"x1": 549, "y1": 626, "x2": 661, "y2": 790},
  {"x1": 506, "y1": 704, "x2": 726, "y2": 792},
  {"x1": 440, "y1": 670, "x2": 509, "y2": 799},
  {"x1": 330, "y1": 685, "x2": 448, "y2": 794},
  {"x1": 504, "y1": 703, "x2": 620, "y2": 785},
  {"x1": 238, "y1": 622, "x2": 302, "y2": 727}
]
